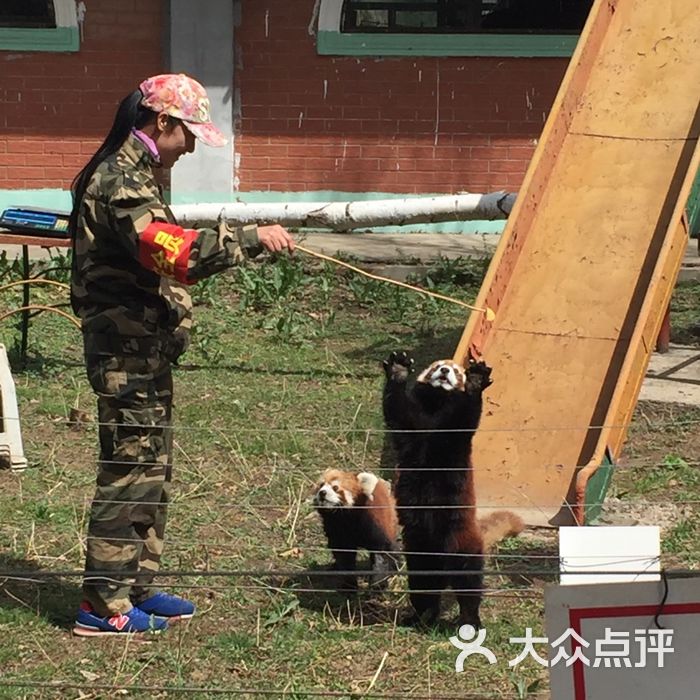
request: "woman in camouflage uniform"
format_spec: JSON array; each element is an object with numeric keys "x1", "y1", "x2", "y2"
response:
[{"x1": 69, "y1": 74, "x2": 294, "y2": 636}]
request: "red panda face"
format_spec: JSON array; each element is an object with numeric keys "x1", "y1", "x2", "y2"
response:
[
  {"x1": 416, "y1": 360, "x2": 467, "y2": 392},
  {"x1": 313, "y1": 476, "x2": 355, "y2": 508},
  {"x1": 312, "y1": 469, "x2": 379, "y2": 510}
]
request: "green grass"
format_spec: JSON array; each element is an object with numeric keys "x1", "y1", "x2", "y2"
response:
[
  {"x1": 0, "y1": 252, "x2": 697, "y2": 699},
  {"x1": 627, "y1": 455, "x2": 699, "y2": 499}
]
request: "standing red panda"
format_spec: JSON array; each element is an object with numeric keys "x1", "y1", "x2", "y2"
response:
[
  {"x1": 382, "y1": 351, "x2": 523, "y2": 628},
  {"x1": 312, "y1": 469, "x2": 399, "y2": 592}
]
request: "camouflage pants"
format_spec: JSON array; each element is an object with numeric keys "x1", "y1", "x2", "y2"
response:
[{"x1": 82, "y1": 350, "x2": 173, "y2": 616}]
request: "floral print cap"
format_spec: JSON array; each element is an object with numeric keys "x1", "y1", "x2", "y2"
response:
[{"x1": 139, "y1": 73, "x2": 227, "y2": 148}]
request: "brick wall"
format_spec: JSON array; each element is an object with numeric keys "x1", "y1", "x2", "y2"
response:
[
  {"x1": 0, "y1": 0, "x2": 165, "y2": 191},
  {"x1": 0, "y1": 0, "x2": 568, "y2": 197},
  {"x1": 236, "y1": 0, "x2": 568, "y2": 194}
]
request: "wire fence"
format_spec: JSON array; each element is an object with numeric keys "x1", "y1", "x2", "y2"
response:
[
  {"x1": 1, "y1": 235, "x2": 698, "y2": 698},
  {"x1": 0, "y1": 681, "x2": 551, "y2": 700},
  {"x1": 2, "y1": 412, "x2": 698, "y2": 583},
  {"x1": 6, "y1": 412, "x2": 700, "y2": 434},
  {"x1": 1, "y1": 397, "x2": 698, "y2": 699}
]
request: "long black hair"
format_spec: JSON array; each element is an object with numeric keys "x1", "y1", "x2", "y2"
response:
[{"x1": 69, "y1": 89, "x2": 156, "y2": 239}]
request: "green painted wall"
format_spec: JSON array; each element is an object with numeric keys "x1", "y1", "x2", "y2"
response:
[{"x1": 0, "y1": 189, "x2": 72, "y2": 212}]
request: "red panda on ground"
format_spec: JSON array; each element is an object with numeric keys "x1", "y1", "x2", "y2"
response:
[
  {"x1": 382, "y1": 351, "x2": 524, "y2": 628},
  {"x1": 312, "y1": 468, "x2": 400, "y2": 592}
]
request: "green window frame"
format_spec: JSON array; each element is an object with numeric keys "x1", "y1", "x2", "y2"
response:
[
  {"x1": 0, "y1": 0, "x2": 80, "y2": 52},
  {"x1": 317, "y1": 0, "x2": 586, "y2": 57}
]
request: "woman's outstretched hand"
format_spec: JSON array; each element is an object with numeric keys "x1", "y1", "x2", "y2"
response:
[{"x1": 257, "y1": 224, "x2": 295, "y2": 253}]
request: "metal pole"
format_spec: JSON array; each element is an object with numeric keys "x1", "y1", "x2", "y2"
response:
[{"x1": 20, "y1": 245, "x2": 29, "y2": 366}]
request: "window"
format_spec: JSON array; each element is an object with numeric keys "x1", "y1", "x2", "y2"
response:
[
  {"x1": 0, "y1": 0, "x2": 79, "y2": 52},
  {"x1": 317, "y1": 0, "x2": 591, "y2": 56},
  {"x1": 0, "y1": 1, "x2": 56, "y2": 29},
  {"x1": 342, "y1": 0, "x2": 592, "y2": 34}
]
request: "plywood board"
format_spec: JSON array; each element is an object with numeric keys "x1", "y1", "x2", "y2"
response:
[{"x1": 456, "y1": 0, "x2": 700, "y2": 525}]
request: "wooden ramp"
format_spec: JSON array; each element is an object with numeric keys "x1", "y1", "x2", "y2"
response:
[{"x1": 454, "y1": 0, "x2": 700, "y2": 527}]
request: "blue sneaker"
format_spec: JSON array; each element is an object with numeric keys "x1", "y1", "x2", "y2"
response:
[
  {"x1": 135, "y1": 592, "x2": 196, "y2": 620},
  {"x1": 73, "y1": 601, "x2": 168, "y2": 637}
]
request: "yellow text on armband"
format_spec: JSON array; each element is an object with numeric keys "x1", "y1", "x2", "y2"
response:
[
  {"x1": 151, "y1": 249, "x2": 176, "y2": 277},
  {"x1": 154, "y1": 230, "x2": 184, "y2": 256}
]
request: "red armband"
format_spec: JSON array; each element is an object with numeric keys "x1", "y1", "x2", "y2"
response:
[{"x1": 139, "y1": 222, "x2": 197, "y2": 283}]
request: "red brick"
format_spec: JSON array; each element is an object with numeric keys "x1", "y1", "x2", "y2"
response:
[
  {"x1": 7, "y1": 141, "x2": 44, "y2": 154},
  {"x1": 415, "y1": 158, "x2": 454, "y2": 172},
  {"x1": 361, "y1": 145, "x2": 399, "y2": 159},
  {"x1": 282, "y1": 145, "x2": 322, "y2": 159},
  {"x1": 471, "y1": 146, "x2": 510, "y2": 160},
  {"x1": 62, "y1": 154, "x2": 90, "y2": 168},
  {"x1": 463, "y1": 159, "x2": 490, "y2": 173},
  {"x1": 44, "y1": 167, "x2": 72, "y2": 180},
  {"x1": 13, "y1": 167, "x2": 45, "y2": 179},
  {"x1": 394, "y1": 145, "x2": 437, "y2": 159},
  {"x1": 0, "y1": 154, "x2": 27, "y2": 167},
  {"x1": 45, "y1": 142, "x2": 83, "y2": 155},
  {"x1": 342, "y1": 106, "x2": 382, "y2": 120},
  {"x1": 507, "y1": 121, "x2": 545, "y2": 135},
  {"x1": 394, "y1": 160, "x2": 416, "y2": 172},
  {"x1": 299, "y1": 157, "x2": 344, "y2": 170},
  {"x1": 0, "y1": 77, "x2": 25, "y2": 91},
  {"x1": 240, "y1": 156, "x2": 271, "y2": 170},
  {"x1": 490, "y1": 135, "x2": 529, "y2": 146},
  {"x1": 243, "y1": 106, "x2": 273, "y2": 119},
  {"x1": 505, "y1": 173, "x2": 527, "y2": 187},
  {"x1": 508, "y1": 146, "x2": 536, "y2": 160},
  {"x1": 256, "y1": 144, "x2": 291, "y2": 158},
  {"x1": 489, "y1": 160, "x2": 529, "y2": 174},
  {"x1": 39, "y1": 180, "x2": 68, "y2": 188},
  {"x1": 81, "y1": 141, "x2": 103, "y2": 155}
]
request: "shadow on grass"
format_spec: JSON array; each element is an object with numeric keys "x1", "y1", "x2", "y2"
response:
[
  {"x1": 0, "y1": 555, "x2": 82, "y2": 630},
  {"x1": 279, "y1": 563, "x2": 505, "y2": 634},
  {"x1": 488, "y1": 539, "x2": 560, "y2": 590},
  {"x1": 6, "y1": 348, "x2": 84, "y2": 375},
  {"x1": 344, "y1": 325, "x2": 466, "y2": 371},
  {"x1": 271, "y1": 561, "x2": 408, "y2": 626},
  {"x1": 176, "y1": 361, "x2": 377, "y2": 379}
]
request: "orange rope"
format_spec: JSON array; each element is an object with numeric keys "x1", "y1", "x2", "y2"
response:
[
  {"x1": 0, "y1": 305, "x2": 81, "y2": 329},
  {"x1": 295, "y1": 244, "x2": 495, "y2": 321},
  {"x1": 0, "y1": 278, "x2": 70, "y2": 294}
]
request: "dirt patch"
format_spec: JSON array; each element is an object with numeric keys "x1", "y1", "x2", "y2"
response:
[{"x1": 596, "y1": 497, "x2": 694, "y2": 532}]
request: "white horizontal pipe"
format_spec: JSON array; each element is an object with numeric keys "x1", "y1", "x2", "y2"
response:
[{"x1": 170, "y1": 191, "x2": 516, "y2": 231}]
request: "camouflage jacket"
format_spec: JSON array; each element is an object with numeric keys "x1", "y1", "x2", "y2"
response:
[{"x1": 71, "y1": 133, "x2": 261, "y2": 361}]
